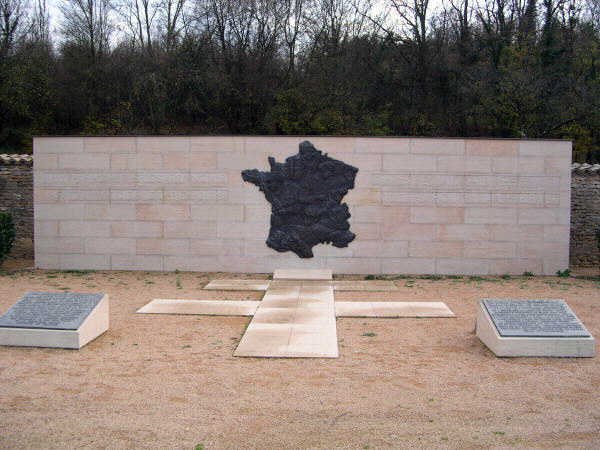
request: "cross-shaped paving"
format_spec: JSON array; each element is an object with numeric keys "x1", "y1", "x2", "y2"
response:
[{"x1": 138, "y1": 269, "x2": 455, "y2": 358}]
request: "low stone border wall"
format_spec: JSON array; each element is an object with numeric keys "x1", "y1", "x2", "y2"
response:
[
  {"x1": 571, "y1": 164, "x2": 600, "y2": 267},
  {"x1": 0, "y1": 154, "x2": 34, "y2": 259}
]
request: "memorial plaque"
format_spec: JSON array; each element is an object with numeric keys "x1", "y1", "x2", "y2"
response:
[
  {"x1": 482, "y1": 299, "x2": 591, "y2": 338},
  {"x1": 0, "y1": 292, "x2": 104, "y2": 330}
]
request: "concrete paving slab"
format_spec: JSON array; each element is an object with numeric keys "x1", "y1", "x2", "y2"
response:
[
  {"x1": 335, "y1": 301, "x2": 455, "y2": 317},
  {"x1": 273, "y1": 269, "x2": 333, "y2": 280},
  {"x1": 137, "y1": 299, "x2": 260, "y2": 316},
  {"x1": 203, "y1": 279, "x2": 270, "y2": 291},
  {"x1": 333, "y1": 280, "x2": 398, "y2": 291}
]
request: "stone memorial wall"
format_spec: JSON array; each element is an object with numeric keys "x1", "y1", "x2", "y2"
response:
[{"x1": 33, "y1": 136, "x2": 571, "y2": 274}]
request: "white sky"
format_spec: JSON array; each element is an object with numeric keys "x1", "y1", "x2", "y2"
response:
[{"x1": 44, "y1": 0, "x2": 448, "y2": 42}]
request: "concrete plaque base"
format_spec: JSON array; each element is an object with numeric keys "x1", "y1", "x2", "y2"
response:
[
  {"x1": 476, "y1": 300, "x2": 595, "y2": 357},
  {"x1": 0, "y1": 292, "x2": 109, "y2": 349}
]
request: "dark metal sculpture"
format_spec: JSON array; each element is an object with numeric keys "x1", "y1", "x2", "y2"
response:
[{"x1": 242, "y1": 140, "x2": 358, "y2": 258}]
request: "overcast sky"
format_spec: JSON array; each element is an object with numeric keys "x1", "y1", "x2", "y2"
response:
[{"x1": 44, "y1": 0, "x2": 449, "y2": 42}]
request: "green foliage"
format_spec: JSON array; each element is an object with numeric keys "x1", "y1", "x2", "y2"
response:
[
  {"x1": 556, "y1": 269, "x2": 571, "y2": 278},
  {"x1": 0, "y1": 212, "x2": 16, "y2": 265}
]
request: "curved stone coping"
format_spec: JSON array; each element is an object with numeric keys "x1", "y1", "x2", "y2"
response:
[
  {"x1": 0, "y1": 154, "x2": 33, "y2": 166},
  {"x1": 572, "y1": 163, "x2": 600, "y2": 174}
]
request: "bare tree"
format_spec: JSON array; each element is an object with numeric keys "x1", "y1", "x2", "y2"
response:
[
  {"x1": 119, "y1": 0, "x2": 157, "y2": 55},
  {"x1": 586, "y1": 0, "x2": 600, "y2": 30},
  {"x1": 0, "y1": 0, "x2": 27, "y2": 57},
  {"x1": 158, "y1": 0, "x2": 187, "y2": 52},
  {"x1": 304, "y1": 0, "x2": 373, "y2": 56},
  {"x1": 475, "y1": 0, "x2": 518, "y2": 67},
  {"x1": 60, "y1": 0, "x2": 113, "y2": 59},
  {"x1": 389, "y1": 0, "x2": 429, "y2": 47},
  {"x1": 28, "y1": 0, "x2": 50, "y2": 43},
  {"x1": 282, "y1": 0, "x2": 305, "y2": 75},
  {"x1": 446, "y1": 0, "x2": 472, "y2": 48}
]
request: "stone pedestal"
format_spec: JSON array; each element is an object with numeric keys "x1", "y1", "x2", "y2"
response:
[
  {"x1": 476, "y1": 299, "x2": 595, "y2": 357},
  {"x1": 0, "y1": 292, "x2": 109, "y2": 349}
]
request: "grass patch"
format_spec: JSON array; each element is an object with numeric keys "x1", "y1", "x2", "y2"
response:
[
  {"x1": 522, "y1": 271, "x2": 535, "y2": 277},
  {"x1": 419, "y1": 274, "x2": 444, "y2": 280},
  {"x1": 362, "y1": 332, "x2": 377, "y2": 337},
  {"x1": 468, "y1": 276, "x2": 486, "y2": 282},
  {"x1": 556, "y1": 269, "x2": 571, "y2": 278},
  {"x1": 60, "y1": 270, "x2": 94, "y2": 276}
]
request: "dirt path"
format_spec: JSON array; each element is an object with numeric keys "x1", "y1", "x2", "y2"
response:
[{"x1": 0, "y1": 267, "x2": 599, "y2": 449}]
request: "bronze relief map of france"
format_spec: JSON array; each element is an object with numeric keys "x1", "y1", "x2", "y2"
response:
[{"x1": 241, "y1": 141, "x2": 358, "y2": 258}]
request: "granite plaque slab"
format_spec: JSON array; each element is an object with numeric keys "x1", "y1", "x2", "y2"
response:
[
  {"x1": 482, "y1": 299, "x2": 591, "y2": 338},
  {"x1": 0, "y1": 292, "x2": 104, "y2": 330}
]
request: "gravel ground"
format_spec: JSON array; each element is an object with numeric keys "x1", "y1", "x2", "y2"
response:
[{"x1": 0, "y1": 264, "x2": 599, "y2": 449}]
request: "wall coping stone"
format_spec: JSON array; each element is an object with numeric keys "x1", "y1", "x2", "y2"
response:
[
  {"x1": 0, "y1": 154, "x2": 33, "y2": 166},
  {"x1": 571, "y1": 163, "x2": 600, "y2": 175}
]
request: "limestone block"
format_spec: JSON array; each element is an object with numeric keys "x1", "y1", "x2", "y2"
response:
[
  {"x1": 162, "y1": 151, "x2": 190, "y2": 170},
  {"x1": 58, "y1": 153, "x2": 110, "y2": 170},
  {"x1": 381, "y1": 258, "x2": 436, "y2": 274},
  {"x1": 136, "y1": 238, "x2": 190, "y2": 255},
  {"x1": 60, "y1": 221, "x2": 111, "y2": 237},
  {"x1": 466, "y1": 140, "x2": 518, "y2": 157},
  {"x1": 382, "y1": 154, "x2": 437, "y2": 172},
  {"x1": 465, "y1": 207, "x2": 517, "y2": 225},
  {"x1": 85, "y1": 238, "x2": 136, "y2": 255},
  {"x1": 410, "y1": 139, "x2": 465, "y2": 155},
  {"x1": 35, "y1": 137, "x2": 84, "y2": 153},
  {"x1": 409, "y1": 241, "x2": 463, "y2": 258},
  {"x1": 438, "y1": 224, "x2": 490, "y2": 241},
  {"x1": 355, "y1": 138, "x2": 410, "y2": 154},
  {"x1": 164, "y1": 221, "x2": 217, "y2": 239},
  {"x1": 411, "y1": 207, "x2": 464, "y2": 224},
  {"x1": 111, "y1": 222, "x2": 163, "y2": 238},
  {"x1": 436, "y1": 258, "x2": 489, "y2": 275},
  {"x1": 111, "y1": 255, "x2": 163, "y2": 271},
  {"x1": 136, "y1": 203, "x2": 190, "y2": 221},
  {"x1": 137, "y1": 137, "x2": 190, "y2": 152},
  {"x1": 190, "y1": 152, "x2": 218, "y2": 170},
  {"x1": 464, "y1": 241, "x2": 516, "y2": 259},
  {"x1": 85, "y1": 137, "x2": 136, "y2": 153}
]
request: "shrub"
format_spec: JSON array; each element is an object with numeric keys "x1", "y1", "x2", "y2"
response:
[{"x1": 0, "y1": 212, "x2": 15, "y2": 265}]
